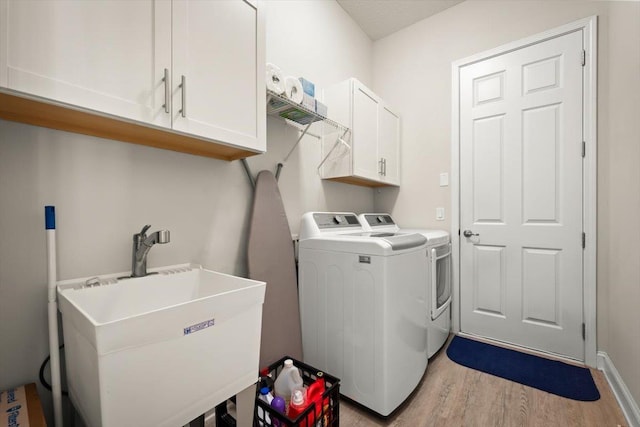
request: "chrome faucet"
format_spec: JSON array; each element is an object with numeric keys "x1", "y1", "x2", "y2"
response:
[{"x1": 131, "y1": 225, "x2": 170, "y2": 277}]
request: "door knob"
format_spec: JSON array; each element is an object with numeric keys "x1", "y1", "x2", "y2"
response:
[{"x1": 463, "y1": 230, "x2": 479, "y2": 238}]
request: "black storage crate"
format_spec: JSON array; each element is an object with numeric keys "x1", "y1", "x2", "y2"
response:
[{"x1": 255, "y1": 356, "x2": 340, "y2": 427}]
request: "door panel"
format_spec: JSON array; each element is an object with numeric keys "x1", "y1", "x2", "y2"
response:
[
  {"x1": 2, "y1": 0, "x2": 171, "y2": 127},
  {"x1": 379, "y1": 105, "x2": 400, "y2": 185},
  {"x1": 472, "y1": 115, "x2": 505, "y2": 223},
  {"x1": 523, "y1": 55, "x2": 561, "y2": 94},
  {"x1": 172, "y1": 0, "x2": 260, "y2": 149},
  {"x1": 473, "y1": 245, "x2": 506, "y2": 316},
  {"x1": 352, "y1": 84, "x2": 379, "y2": 180},
  {"x1": 473, "y1": 71, "x2": 505, "y2": 105},
  {"x1": 460, "y1": 30, "x2": 584, "y2": 360},
  {"x1": 522, "y1": 104, "x2": 561, "y2": 223},
  {"x1": 522, "y1": 247, "x2": 561, "y2": 326}
]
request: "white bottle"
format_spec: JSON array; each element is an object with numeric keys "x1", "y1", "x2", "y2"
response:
[
  {"x1": 274, "y1": 359, "x2": 304, "y2": 405},
  {"x1": 257, "y1": 387, "x2": 273, "y2": 426}
]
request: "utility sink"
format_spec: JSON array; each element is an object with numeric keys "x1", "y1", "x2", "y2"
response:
[{"x1": 57, "y1": 264, "x2": 266, "y2": 427}]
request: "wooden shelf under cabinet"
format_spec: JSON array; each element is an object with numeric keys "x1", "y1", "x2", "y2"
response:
[
  {"x1": 0, "y1": 90, "x2": 260, "y2": 161},
  {"x1": 324, "y1": 175, "x2": 392, "y2": 188}
]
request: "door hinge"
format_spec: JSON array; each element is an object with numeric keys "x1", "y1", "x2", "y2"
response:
[
  {"x1": 582, "y1": 323, "x2": 586, "y2": 340},
  {"x1": 581, "y1": 50, "x2": 586, "y2": 66},
  {"x1": 582, "y1": 141, "x2": 586, "y2": 158},
  {"x1": 582, "y1": 232, "x2": 586, "y2": 249}
]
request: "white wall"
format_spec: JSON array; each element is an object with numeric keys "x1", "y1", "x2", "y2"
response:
[
  {"x1": 372, "y1": 0, "x2": 640, "y2": 407},
  {"x1": 0, "y1": 1, "x2": 373, "y2": 423},
  {"x1": 249, "y1": 0, "x2": 374, "y2": 237}
]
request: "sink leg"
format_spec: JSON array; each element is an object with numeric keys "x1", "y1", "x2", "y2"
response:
[{"x1": 235, "y1": 383, "x2": 256, "y2": 427}]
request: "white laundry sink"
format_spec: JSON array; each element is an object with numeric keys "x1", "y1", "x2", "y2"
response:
[{"x1": 57, "y1": 264, "x2": 266, "y2": 427}]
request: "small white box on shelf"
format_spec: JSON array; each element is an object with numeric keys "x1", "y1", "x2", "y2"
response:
[
  {"x1": 315, "y1": 100, "x2": 328, "y2": 117},
  {"x1": 302, "y1": 93, "x2": 315, "y2": 111}
]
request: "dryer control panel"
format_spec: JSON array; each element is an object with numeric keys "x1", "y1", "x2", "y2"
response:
[{"x1": 363, "y1": 214, "x2": 395, "y2": 227}]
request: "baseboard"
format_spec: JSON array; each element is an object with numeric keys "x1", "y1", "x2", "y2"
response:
[{"x1": 597, "y1": 351, "x2": 640, "y2": 427}]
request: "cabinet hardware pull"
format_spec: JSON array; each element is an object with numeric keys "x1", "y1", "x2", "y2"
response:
[
  {"x1": 179, "y1": 75, "x2": 186, "y2": 117},
  {"x1": 379, "y1": 158, "x2": 383, "y2": 175},
  {"x1": 383, "y1": 158, "x2": 387, "y2": 176},
  {"x1": 162, "y1": 68, "x2": 170, "y2": 114}
]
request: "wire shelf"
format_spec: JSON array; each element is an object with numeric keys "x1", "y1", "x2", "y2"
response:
[
  {"x1": 266, "y1": 89, "x2": 348, "y2": 133},
  {"x1": 244, "y1": 89, "x2": 351, "y2": 184}
]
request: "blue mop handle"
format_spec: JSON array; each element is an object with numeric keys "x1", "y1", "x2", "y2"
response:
[
  {"x1": 45, "y1": 205, "x2": 56, "y2": 230},
  {"x1": 45, "y1": 205, "x2": 63, "y2": 427}
]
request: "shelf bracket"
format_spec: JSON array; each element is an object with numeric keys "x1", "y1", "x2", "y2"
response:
[
  {"x1": 274, "y1": 121, "x2": 313, "y2": 181},
  {"x1": 255, "y1": 89, "x2": 351, "y2": 183},
  {"x1": 283, "y1": 122, "x2": 313, "y2": 163},
  {"x1": 317, "y1": 129, "x2": 351, "y2": 172}
]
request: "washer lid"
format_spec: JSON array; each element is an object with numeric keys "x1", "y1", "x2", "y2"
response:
[
  {"x1": 402, "y1": 229, "x2": 450, "y2": 245},
  {"x1": 356, "y1": 214, "x2": 450, "y2": 246},
  {"x1": 299, "y1": 232, "x2": 427, "y2": 255},
  {"x1": 359, "y1": 232, "x2": 427, "y2": 251}
]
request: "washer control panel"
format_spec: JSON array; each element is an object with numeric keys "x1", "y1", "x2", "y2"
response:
[{"x1": 313, "y1": 213, "x2": 361, "y2": 229}]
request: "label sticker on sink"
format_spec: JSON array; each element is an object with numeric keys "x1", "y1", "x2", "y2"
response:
[{"x1": 183, "y1": 318, "x2": 215, "y2": 335}]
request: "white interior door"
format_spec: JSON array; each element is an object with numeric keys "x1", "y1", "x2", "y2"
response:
[{"x1": 459, "y1": 30, "x2": 585, "y2": 360}]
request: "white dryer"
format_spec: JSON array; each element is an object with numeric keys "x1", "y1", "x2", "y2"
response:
[
  {"x1": 359, "y1": 213, "x2": 451, "y2": 358},
  {"x1": 298, "y1": 212, "x2": 429, "y2": 416}
]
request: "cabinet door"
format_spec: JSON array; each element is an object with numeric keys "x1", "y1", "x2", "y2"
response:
[
  {"x1": 379, "y1": 105, "x2": 400, "y2": 186},
  {"x1": 0, "y1": 0, "x2": 172, "y2": 128},
  {"x1": 172, "y1": 0, "x2": 265, "y2": 151},
  {"x1": 352, "y1": 82, "x2": 380, "y2": 181}
]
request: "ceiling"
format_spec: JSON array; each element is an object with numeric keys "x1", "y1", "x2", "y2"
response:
[{"x1": 337, "y1": 0, "x2": 465, "y2": 41}]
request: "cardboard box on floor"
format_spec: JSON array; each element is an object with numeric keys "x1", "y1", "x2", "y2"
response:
[{"x1": 0, "y1": 383, "x2": 47, "y2": 427}]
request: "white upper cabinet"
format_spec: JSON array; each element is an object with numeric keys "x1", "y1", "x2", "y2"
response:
[
  {"x1": 378, "y1": 105, "x2": 400, "y2": 185},
  {"x1": 0, "y1": 0, "x2": 265, "y2": 157},
  {"x1": 0, "y1": 0, "x2": 172, "y2": 129},
  {"x1": 172, "y1": 0, "x2": 264, "y2": 151},
  {"x1": 322, "y1": 78, "x2": 400, "y2": 187}
]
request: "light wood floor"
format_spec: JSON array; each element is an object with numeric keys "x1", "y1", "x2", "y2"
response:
[{"x1": 340, "y1": 337, "x2": 627, "y2": 427}]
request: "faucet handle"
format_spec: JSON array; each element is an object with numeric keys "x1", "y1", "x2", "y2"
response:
[{"x1": 138, "y1": 224, "x2": 151, "y2": 237}]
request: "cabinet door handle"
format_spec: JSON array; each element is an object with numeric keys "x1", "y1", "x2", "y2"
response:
[
  {"x1": 379, "y1": 158, "x2": 384, "y2": 175},
  {"x1": 162, "y1": 68, "x2": 170, "y2": 114},
  {"x1": 382, "y1": 158, "x2": 387, "y2": 176},
  {"x1": 179, "y1": 75, "x2": 186, "y2": 118}
]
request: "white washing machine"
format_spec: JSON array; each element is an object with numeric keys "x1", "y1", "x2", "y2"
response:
[
  {"x1": 359, "y1": 213, "x2": 451, "y2": 358},
  {"x1": 298, "y1": 212, "x2": 429, "y2": 416}
]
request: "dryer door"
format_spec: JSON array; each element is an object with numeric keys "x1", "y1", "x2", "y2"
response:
[{"x1": 431, "y1": 243, "x2": 452, "y2": 320}]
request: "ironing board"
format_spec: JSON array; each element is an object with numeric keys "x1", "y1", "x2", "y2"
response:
[{"x1": 247, "y1": 170, "x2": 303, "y2": 367}]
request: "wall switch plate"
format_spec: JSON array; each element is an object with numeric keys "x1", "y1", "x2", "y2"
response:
[
  {"x1": 436, "y1": 207, "x2": 445, "y2": 221},
  {"x1": 439, "y1": 173, "x2": 449, "y2": 187}
]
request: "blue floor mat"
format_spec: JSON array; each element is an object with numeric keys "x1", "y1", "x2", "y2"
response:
[{"x1": 446, "y1": 335, "x2": 600, "y2": 401}]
